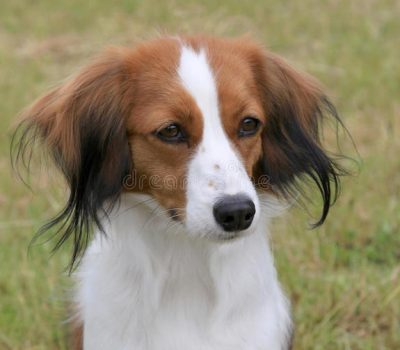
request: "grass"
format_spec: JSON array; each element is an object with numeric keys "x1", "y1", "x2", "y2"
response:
[{"x1": 0, "y1": 0, "x2": 399, "y2": 348}]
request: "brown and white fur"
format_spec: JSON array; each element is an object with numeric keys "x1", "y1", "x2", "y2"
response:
[{"x1": 13, "y1": 35, "x2": 346, "y2": 349}]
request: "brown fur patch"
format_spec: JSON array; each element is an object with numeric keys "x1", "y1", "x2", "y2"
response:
[
  {"x1": 121, "y1": 38, "x2": 204, "y2": 213},
  {"x1": 69, "y1": 321, "x2": 83, "y2": 350},
  {"x1": 180, "y1": 35, "x2": 328, "y2": 194},
  {"x1": 66, "y1": 306, "x2": 83, "y2": 350},
  {"x1": 21, "y1": 47, "x2": 135, "y2": 173}
]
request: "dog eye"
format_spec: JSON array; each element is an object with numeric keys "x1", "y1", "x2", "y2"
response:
[
  {"x1": 155, "y1": 123, "x2": 186, "y2": 143},
  {"x1": 238, "y1": 117, "x2": 261, "y2": 137}
]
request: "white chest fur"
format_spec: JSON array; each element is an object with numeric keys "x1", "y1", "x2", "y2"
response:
[{"x1": 76, "y1": 194, "x2": 292, "y2": 350}]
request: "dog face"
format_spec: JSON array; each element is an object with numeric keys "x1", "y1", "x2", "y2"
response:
[
  {"x1": 13, "y1": 36, "x2": 344, "y2": 266},
  {"x1": 122, "y1": 38, "x2": 264, "y2": 241}
]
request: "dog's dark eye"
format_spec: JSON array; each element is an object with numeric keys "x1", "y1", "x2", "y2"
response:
[
  {"x1": 238, "y1": 117, "x2": 261, "y2": 137},
  {"x1": 155, "y1": 123, "x2": 186, "y2": 143}
]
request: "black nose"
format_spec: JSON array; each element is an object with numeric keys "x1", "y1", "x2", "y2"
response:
[{"x1": 213, "y1": 194, "x2": 256, "y2": 232}]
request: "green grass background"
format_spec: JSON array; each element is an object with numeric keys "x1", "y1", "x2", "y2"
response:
[{"x1": 1, "y1": 0, "x2": 399, "y2": 349}]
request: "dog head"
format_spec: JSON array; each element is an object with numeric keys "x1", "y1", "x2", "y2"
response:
[{"x1": 12, "y1": 36, "x2": 346, "y2": 267}]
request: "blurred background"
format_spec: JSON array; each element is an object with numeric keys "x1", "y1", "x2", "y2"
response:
[{"x1": 1, "y1": 0, "x2": 399, "y2": 349}]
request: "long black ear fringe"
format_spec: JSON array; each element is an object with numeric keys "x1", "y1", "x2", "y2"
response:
[
  {"x1": 260, "y1": 96, "x2": 352, "y2": 227},
  {"x1": 11, "y1": 112, "x2": 132, "y2": 273}
]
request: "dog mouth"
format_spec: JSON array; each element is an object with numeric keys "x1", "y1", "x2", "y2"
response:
[
  {"x1": 167, "y1": 208, "x2": 185, "y2": 222},
  {"x1": 214, "y1": 231, "x2": 243, "y2": 241}
]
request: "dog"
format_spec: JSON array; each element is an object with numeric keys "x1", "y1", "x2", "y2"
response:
[{"x1": 13, "y1": 35, "x2": 346, "y2": 349}]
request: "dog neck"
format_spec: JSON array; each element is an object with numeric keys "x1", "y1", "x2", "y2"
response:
[
  {"x1": 83, "y1": 192, "x2": 277, "y2": 309},
  {"x1": 78, "y1": 193, "x2": 292, "y2": 349}
]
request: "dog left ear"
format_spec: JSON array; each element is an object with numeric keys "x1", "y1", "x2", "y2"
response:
[
  {"x1": 251, "y1": 50, "x2": 346, "y2": 226},
  {"x1": 12, "y1": 48, "x2": 134, "y2": 269}
]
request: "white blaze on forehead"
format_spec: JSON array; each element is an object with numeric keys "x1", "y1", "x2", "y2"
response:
[
  {"x1": 177, "y1": 45, "x2": 232, "y2": 152},
  {"x1": 177, "y1": 44, "x2": 249, "y2": 192},
  {"x1": 177, "y1": 46, "x2": 220, "y2": 135}
]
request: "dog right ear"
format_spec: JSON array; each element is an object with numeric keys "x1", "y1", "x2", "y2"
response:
[
  {"x1": 11, "y1": 48, "x2": 134, "y2": 270},
  {"x1": 235, "y1": 39, "x2": 349, "y2": 227}
]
